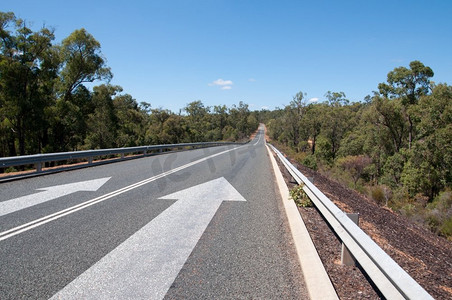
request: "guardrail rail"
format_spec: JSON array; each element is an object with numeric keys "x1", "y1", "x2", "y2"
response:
[
  {"x1": 0, "y1": 141, "x2": 243, "y2": 180},
  {"x1": 268, "y1": 143, "x2": 433, "y2": 300}
]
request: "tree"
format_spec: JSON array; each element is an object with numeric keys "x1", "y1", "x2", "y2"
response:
[
  {"x1": 229, "y1": 101, "x2": 253, "y2": 139},
  {"x1": 48, "y1": 28, "x2": 112, "y2": 152},
  {"x1": 145, "y1": 108, "x2": 171, "y2": 144},
  {"x1": 212, "y1": 105, "x2": 228, "y2": 130},
  {"x1": 288, "y1": 91, "x2": 307, "y2": 148},
  {"x1": 0, "y1": 12, "x2": 58, "y2": 155},
  {"x1": 325, "y1": 91, "x2": 349, "y2": 107},
  {"x1": 372, "y1": 95, "x2": 407, "y2": 153},
  {"x1": 322, "y1": 91, "x2": 352, "y2": 160},
  {"x1": 302, "y1": 103, "x2": 324, "y2": 154},
  {"x1": 378, "y1": 60, "x2": 434, "y2": 149},
  {"x1": 114, "y1": 93, "x2": 148, "y2": 147},
  {"x1": 405, "y1": 83, "x2": 452, "y2": 199},
  {"x1": 58, "y1": 28, "x2": 112, "y2": 99},
  {"x1": 84, "y1": 85, "x2": 120, "y2": 149},
  {"x1": 184, "y1": 100, "x2": 210, "y2": 142}
]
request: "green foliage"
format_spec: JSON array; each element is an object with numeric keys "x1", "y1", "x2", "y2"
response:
[
  {"x1": 302, "y1": 154, "x2": 318, "y2": 171},
  {"x1": 424, "y1": 190, "x2": 452, "y2": 239},
  {"x1": 314, "y1": 135, "x2": 334, "y2": 165},
  {"x1": 5, "y1": 167, "x2": 17, "y2": 173},
  {"x1": 0, "y1": 11, "x2": 258, "y2": 161},
  {"x1": 266, "y1": 60, "x2": 451, "y2": 239},
  {"x1": 289, "y1": 185, "x2": 313, "y2": 207},
  {"x1": 337, "y1": 155, "x2": 372, "y2": 187},
  {"x1": 371, "y1": 186, "x2": 385, "y2": 205},
  {"x1": 439, "y1": 217, "x2": 452, "y2": 240},
  {"x1": 370, "y1": 185, "x2": 392, "y2": 206}
]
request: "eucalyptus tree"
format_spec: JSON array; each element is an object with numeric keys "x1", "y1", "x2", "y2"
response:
[
  {"x1": 403, "y1": 83, "x2": 452, "y2": 199},
  {"x1": 289, "y1": 91, "x2": 307, "y2": 149},
  {"x1": 0, "y1": 12, "x2": 58, "y2": 155},
  {"x1": 184, "y1": 100, "x2": 210, "y2": 142},
  {"x1": 302, "y1": 103, "x2": 324, "y2": 155},
  {"x1": 321, "y1": 91, "x2": 352, "y2": 160},
  {"x1": 114, "y1": 93, "x2": 148, "y2": 147},
  {"x1": 58, "y1": 28, "x2": 112, "y2": 99},
  {"x1": 228, "y1": 101, "x2": 252, "y2": 139},
  {"x1": 48, "y1": 28, "x2": 112, "y2": 151},
  {"x1": 378, "y1": 60, "x2": 434, "y2": 149},
  {"x1": 84, "y1": 85, "x2": 120, "y2": 149}
]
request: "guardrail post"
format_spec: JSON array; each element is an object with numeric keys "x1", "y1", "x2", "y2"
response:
[
  {"x1": 88, "y1": 157, "x2": 93, "y2": 164},
  {"x1": 121, "y1": 153, "x2": 125, "y2": 159},
  {"x1": 35, "y1": 162, "x2": 42, "y2": 173},
  {"x1": 341, "y1": 213, "x2": 359, "y2": 266}
]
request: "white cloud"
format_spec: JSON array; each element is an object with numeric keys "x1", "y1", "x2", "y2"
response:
[
  {"x1": 221, "y1": 86, "x2": 232, "y2": 90},
  {"x1": 209, "y1": 78, "x2": 233, "y2": 86},
  {"x1": 248, "y1": 78, "x2": 256, "y2": 82},
  {"x1": 309, "y1": 97, "x2": 319, "y2": 102}
]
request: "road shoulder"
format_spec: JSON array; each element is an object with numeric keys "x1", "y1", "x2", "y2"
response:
[{"x1": 266, "y1": 144, "x2": 339, "y2": 300}]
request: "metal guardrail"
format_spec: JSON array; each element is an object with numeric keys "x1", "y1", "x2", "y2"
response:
[
  {"x1": 268, "y1": 144, "x2": 433, "y2": 300},
  {"x1": 0, "y1": 141, "x2": 242, "y2": 177}
]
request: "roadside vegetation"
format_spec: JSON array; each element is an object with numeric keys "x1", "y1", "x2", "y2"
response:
[
  {"x1": 264, "y1": 62, "x2": 452, "y2": 240},
  {"x1": 0, "y1": 11, "x2": 258, "y2": 160},
  {"x1": 1, "y1": 11, "x2": 450, "y2": 239},
  {"x1": 289, "y1": 184, "x2": 313, "y2": 207}
]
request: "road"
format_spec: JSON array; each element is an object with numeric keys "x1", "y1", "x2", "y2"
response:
[{"x1": 0, "y1": 127, "x2": 308, "y2": 299}]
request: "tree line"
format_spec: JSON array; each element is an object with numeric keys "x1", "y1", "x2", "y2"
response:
[
  {"x1": 0, "y1": 11, "x2": 258, "y2": 159},
  {"x1": 265, "y1": 61, "x2": 452, "y2": 239}
]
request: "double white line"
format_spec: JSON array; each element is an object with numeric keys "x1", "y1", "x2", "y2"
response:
[{"x1": 0, "y1": 146, "x2": 240, "y2": 242}]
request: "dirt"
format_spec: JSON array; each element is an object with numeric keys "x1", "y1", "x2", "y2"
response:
[{"x1": 272, "y1": 149, "x2": 452, "y2": 300}]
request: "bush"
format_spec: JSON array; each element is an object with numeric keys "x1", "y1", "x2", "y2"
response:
[
  {"x1": 371, "y1": 186, "x2": 385, "y2": 205},
  {"x1": 371, "y1": 185, "x2": 392, "y2": 206},
  {"x1": 289, "y1": 185, "x2": 313, "y2": 207},
  {"x1": 439, "y1": 217, "x2": 452, "y2": 240},
  {"x1": 5, "y1": 167, "x2": 18, "y2": 173},
  {"x1": 302, "y1": 155, "x2": 318, "y2": 171},
  {"x1": 337, "y1": 155, "x2": 372, "y2": 188}
]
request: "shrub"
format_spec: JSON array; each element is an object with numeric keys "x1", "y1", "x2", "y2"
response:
[
  {"x1": 302, "y1": 155, "x2": 318, "y2": 171},
  {"x1": 371, "y1": 186, "x2": 385, "y2": 205},
  {"x1": 5, "y1": 167, "x2": 18, "y2": 173},
  {"x1": 289, "y1": 184, "x2": 313, "y2": 207},
  {"x1": 439, "y1": 217, "x2": 452, "y2": 240},
  {"x1": 371, "y1": 185, "x2": 392, "y2": 206},
  {"x1": 337, "y1": 155, "x2": 372, "y2": 188}
]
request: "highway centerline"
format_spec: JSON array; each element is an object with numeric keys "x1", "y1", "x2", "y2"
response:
[{"x1": 0, "y1": 146, "x2": 241, "y2": 242}]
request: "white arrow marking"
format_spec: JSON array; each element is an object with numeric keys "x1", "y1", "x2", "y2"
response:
[
  {"x1": 51, "y1": 177, "x2": 246, "y2": 300},
  {"x1": 0, "y1": 177, "x2": 111, "y2": 217}
]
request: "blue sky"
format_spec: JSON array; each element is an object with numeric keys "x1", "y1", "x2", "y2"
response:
[{"x1": 2, "y1": 0, "x2": 452, "y2": 112}]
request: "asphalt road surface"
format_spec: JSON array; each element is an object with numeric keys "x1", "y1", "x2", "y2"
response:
[{"x1": 0, "y1": 128, "x2": 308, "y2": 299}]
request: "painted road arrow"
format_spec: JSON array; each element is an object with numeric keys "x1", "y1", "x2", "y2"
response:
[
  {"x1": 51, "y1": 177, "x2": 246, "y2": 300},
  {"x1": 0, "y1": 177, "x2": 111, "y2": 217}
]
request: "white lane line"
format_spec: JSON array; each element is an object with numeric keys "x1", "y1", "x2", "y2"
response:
[
  {"x1": 0, "y1": 146, "x2": 241, "y2": 242},
  {"x1": 51, "y1": 177, "x2": 246, "y2": 300},
  {"x1": 253, "y1": 131, "x2": 262, "y2": 146}
]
